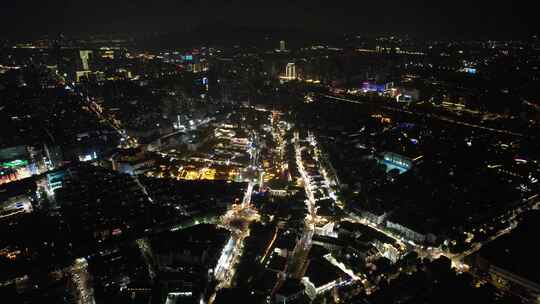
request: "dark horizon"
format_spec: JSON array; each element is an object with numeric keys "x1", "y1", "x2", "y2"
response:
[{"x1": 1, "y1": 0, "x2": 537, "y2": 41}]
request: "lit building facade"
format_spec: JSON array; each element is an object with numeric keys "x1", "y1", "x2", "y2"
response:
[{"x1": 285, "y1": 63, "x2": 296, "y2": 80}]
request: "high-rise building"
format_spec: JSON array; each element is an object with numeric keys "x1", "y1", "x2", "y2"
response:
[
  {"x1": 58, "y1": 49, "x2": 93, "y2": 81},
  {"x1": 79, "y1": 50, "x2": 92, "y2": 71},
  {"x1": 285, "y1": 62, "x2": 296, "y2": 80},
  {"x1": 280, "y1": 40, "x2": 286, "y2": 52}
]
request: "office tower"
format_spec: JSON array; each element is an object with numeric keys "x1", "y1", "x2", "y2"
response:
[
  {"x1": 285, "y1": 62, "x2": 296, "y2": 80},
  {"x1": 79, "y1": 50, "x2": 92, "y2": 71},
  {"x1": 280, "y1": 40, "x2": 286, "y2": 52}
]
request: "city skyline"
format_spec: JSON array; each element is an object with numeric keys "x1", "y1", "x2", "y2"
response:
[{"x1": 1, "y1": 3, "x2": 539, "y2": 304}]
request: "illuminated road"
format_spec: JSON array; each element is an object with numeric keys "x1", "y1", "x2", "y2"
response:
[
  {"x1": 242, "y1": 182, "x2": 254, "y2": 206},
  {"x1": 345, "y1": 214, "x2": 405, "y2": 245},
  {"x1": 310, "y1": 99, "x2": 536, "y2": 269},
  {"x1": 322, "y1": 94, "x2": 524, "y2": 137},
  {"x1": 278, "y1": 131, "x2": 317, "y2": 281},
  {"x1": 314, "y1": 254, "x2": 366, "y2": 296},
  {"x1": 294, "y1": 132, "x2": 317, "y2": 216},
  {"x1": 346, "y1": 195, "x2": 540, "y2": 272},
  {"x1": 213, "y1": 184, "x2": 253, "y2": 281},
  {"x1": 214, "y1": 237, "x2": 237, "y2": 282},
  {"x1": 87, "y1": 99, "x2": 130, "y2": 141},
  {"x1": 208, "y1": 183, "x2": 259, "y2": 304},
  {"x1": 260, "y1": 226, "x2": 280, "y2": 264},
  {"x1": 136, "y1": 238, "x2": 157, "y2": 282},
  {"x1": 448, "y1": 194, "x2": 540, "y2": 266},
  {"x1": 69, "y1": 258, "x2": 96, "y2": 304},
  {"x1": 133, "y1": 175, "x2": 153, "y2": 203},
  {"x1": 306, "y1": 132, "x2": 343, "y2": 210},
  {"x1": 208, "y1": 125, "x2": 263, "y2": 303},
  {"x1": 64, "y1": 81, "x2": 137, "y2": 147}
]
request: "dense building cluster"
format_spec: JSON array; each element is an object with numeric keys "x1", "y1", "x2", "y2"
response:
[{"x1": 1, "y1": 30, "x2": 539, "y2": 304}]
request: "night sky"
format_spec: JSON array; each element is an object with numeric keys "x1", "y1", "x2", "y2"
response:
[{"x1": 0, "y1": 0, "x2": 536, "y2": 39}]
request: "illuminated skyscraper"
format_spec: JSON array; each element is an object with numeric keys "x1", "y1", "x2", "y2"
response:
[
  {"x1": 79, "y1": 50, "x2": 92, "y2": 71},
  {"x1": 280, "y1": 40, "x2": 286, "y2": 52},
  {"x1": 285, "y1": 62, "x2": 296, "y2": 80}
]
